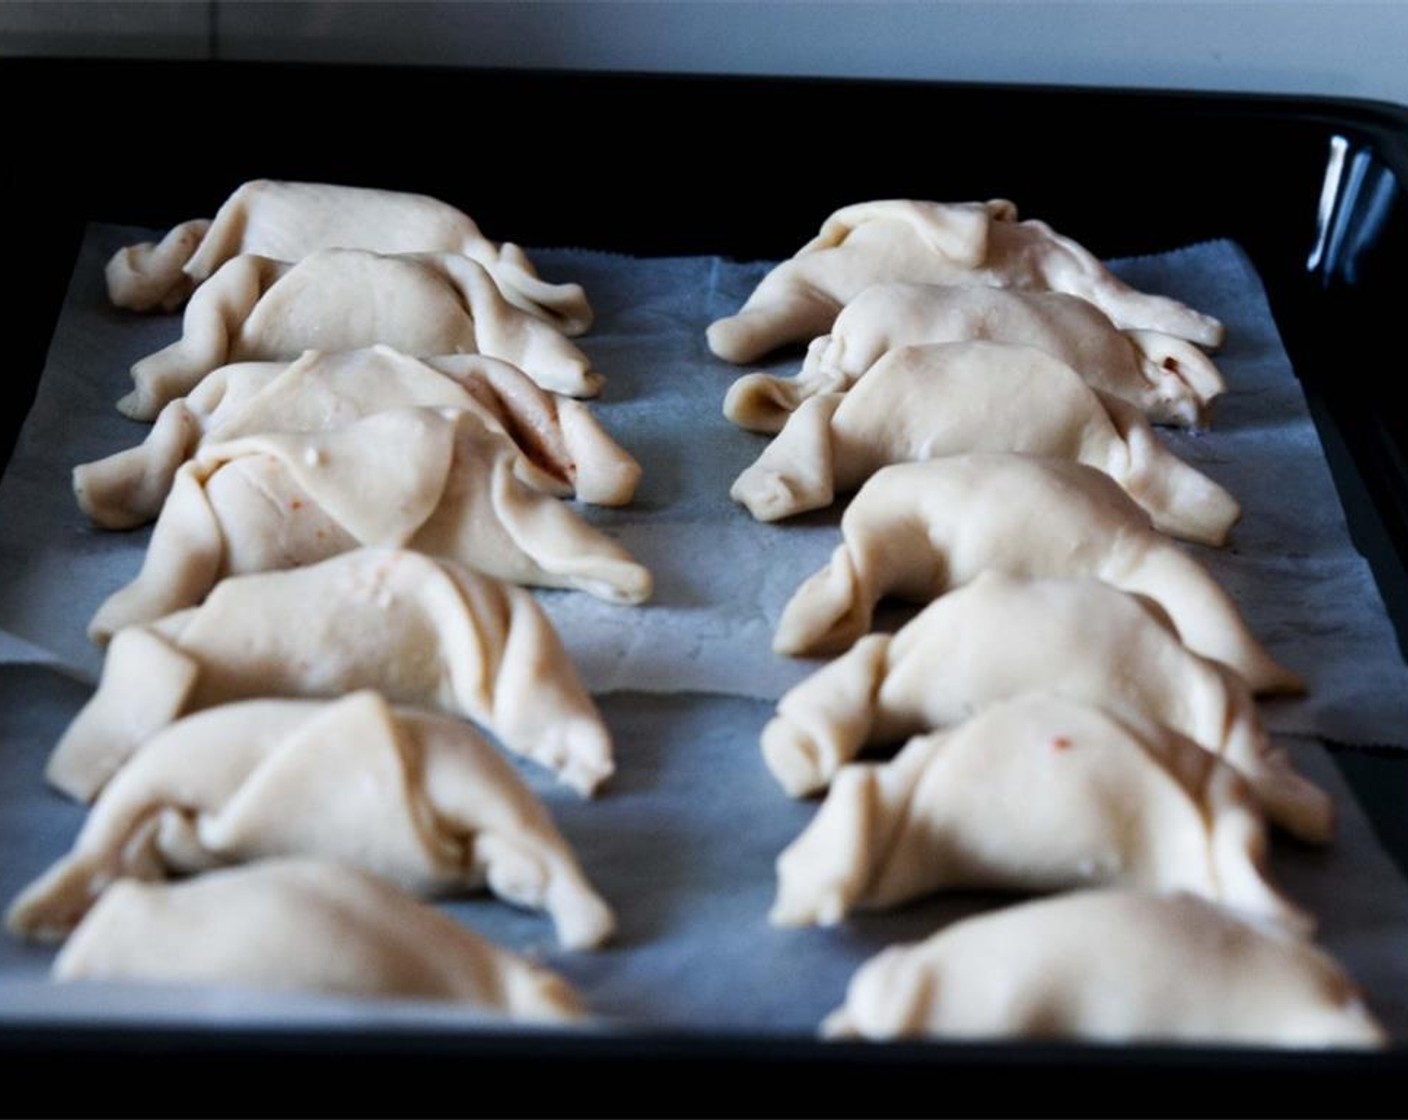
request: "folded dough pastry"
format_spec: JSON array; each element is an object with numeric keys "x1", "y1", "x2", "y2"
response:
[
  {"x1": 706, "y1": 200, "x2": 1224, "y2": 364},
  {"x1": 49, "y1": 549, "x2": 613, "y2": 802},
  {"x1": 11, "y1": 692, "x2": 614, "y2": 950},
  {"x1": 76, "y1": 346, "x2": 640, "y2": 529},
  {"x1": 54, "y1": 858, "x2": 587, "y2": 1020},
  {"x1": 724, "y1": 283, "x2": 1226, "y2": 432},
  {"x1": 772, "y1": 693, "x2": 1302, "y2": 931},
  {"x1": 120, "y1": 249, "x2": 603, "y2": 420},
  {"x1": 765, "y1": 572, "x2": 1330, "y2": 843},
  {"x1": 731, "y1": 341, "x2": 1238, "y2": 545},
  {"x1": 775, "y1": 453, "x2": 1300, "y2": 695},
  {"x1": 106, "y1": 179, "x2": 593, "y2": 335},
  {"x1": 822, "y1": 890, "x2": 1384, "y2": 1047},
  {"x1": 89, "y1": 407, "x2": 652, "y2": 639}
]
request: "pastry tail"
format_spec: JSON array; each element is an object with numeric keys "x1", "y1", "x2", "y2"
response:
[
  {"x1": 722, "y1": 337, "x2": 853, "y2": 434},
  {"x1": 483, "y1": 586, "x2": 615, "y2": 797},
  {"x1": 762, "y1": 633, "x2": 893, "y2": 797},
  {"x1": 1204, "y1": 762, "x2": 1314, "y2": 933},
  {"x1": 1251, "y1": 745, "x2": 1336, "y2": 846},
  {"x1": 476, "y1": 833, "x2": 615, "y2": 951},
  {"x1": 731, "y1": 393, "x2": 843, "y2": 522},
  {"x1": 489, "y1": 455, "x2": 652, "y2": 605},
  {"x1": 1120, "y1": 546, "x2": 1306, "y2": 696},
  {"x1": 774, "y1": 542, "x2": 877, "y2": 657},
  {"x1": 87, "y1": 465, "x2": 227, "y2": 645},
  {"x1": 706, "y1": 278, "x2": 841, "y2": 365},
  {"x1": 105, "y1": 219, "x2": 211, "y2": 312},
  {"x1": 73, "y1": 400, "x2": 204, "y2": 530},
  {"x1": 556, "y1": 399, "x2": 642, "y2": 507},
  {"x1": 6, "y1": 854, "x2": 113, "y2": 942},
  {"x1": 121, "y1": 255, "x2": 268, "y2": 421},
  {"x1": 1102, "y1": 393, "x2": 1240, "y2": 547},
  {"x1": 1126, "y1": 329, "x2": 1227, "y2": 429},
  {"x1": 45, "y1": 627, "x2": 201, "y2": 802},
  {"x1": 484, "y1": 241, "x2": 595, "y2": 338},
  {"x1": 772, "y1": 764, "x2": 882, "y2": 926}
]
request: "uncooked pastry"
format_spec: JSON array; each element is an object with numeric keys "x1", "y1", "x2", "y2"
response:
[
  {"x1": 106, "y1": 179, "x2": 593, "y2": 335},
  {"x1": 88, "y1": 406, "x2": 652, "y2": 639},
  {"x1": 48, "y1": 548, "x2": 614, "y2": 802},
  {"x1": 54, "y1": 857, "x2": 587, "y2": 1020},
  {"x1": 75, "y1": 345, "x2": 641, "y2": 530},
  {"x1": 11, "y1": 692, "x2": 614, "y2": 950},
  {"x1": 119, "y1": 249, "x2": 603, "y2": 420},
  {"x1": 706, "y1": 200, "x2": 1224, "y2": 364},
  {"x1": 730, "y1": 340, "x2": 1238, "y2": 546},
  {"x1": 771, "y1": 692, "x2": 1303, "y2": 930},
  {"x1": 822, "y1": 890, "x2": 1384, "y2": 1047},
  {"x1": 723, "y1": 282, "x2": 1225, "y2": 432},
  {"x1": 764, "y1": 572, "x2": 1331, "y2": 843},
  {"x1": 774, "y1": 453, "x2": 1301, "y2": 695}
]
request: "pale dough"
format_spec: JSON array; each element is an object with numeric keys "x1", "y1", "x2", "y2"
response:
[
  {"x1": 120, "y1": 249, "x2": 603, "y2": 420},
  {"x1": 54, "y1": 858, "x2": 587, "y2": 1020},
  {"x1": 75, "y1": 345, "x2": 641, "y2": 530},
  {"x1": 106, "y1": 179, "x2": 593, "y2": 335},
  {"x1": 706, "y1": 200, "x2": 1224, "y2": 364},
  {"x1": 48, "y1": 548, "x2": 614, "y2": 802},
  {"x1": 11, "y1": 692, "x2": 614, "y2": 950},
  {"x1": 724, "y1": 282, "x2": 1225, "y2": 432},
  {"x1": 822, "y1": 890, "x2": 1384, "y2": 1047},
  {"x1": 730, "y1": 340, "x2": 1239, "y2": 546},
  {"x1": 772, "y1": 692, "x2": 1302, "y2": 930},
  {"x1": 774, "y1": 453, "x2": 1301, "y2": 695},
  {"x1": 764, "y1": 572, "x2": 1331, "y2": 843},
  {"x1": 88, "y1": 406, "x2": 652, "y2": 640}
]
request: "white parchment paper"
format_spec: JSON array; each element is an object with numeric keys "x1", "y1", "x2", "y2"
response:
[{"x1": 1, "y1": 225, "x2": 1407, "y2": 1039}]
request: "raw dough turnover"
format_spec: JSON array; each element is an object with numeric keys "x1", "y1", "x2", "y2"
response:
[
  {"x1": 764, "y1": 572, "x2": 1332, "y2": 843},
  {"x1": 772, "y1": 692, "x2": 1302, "y2": 930},
  {"x1": 54, "y1": 857, "x2": 587, "y2": 1021},
  {"x1": 49, "y1": 549, "x2": 614, "y2": 801},
  {"x1": 88, "y1": 406, "x2": 652, "y2": 640},
  {"x1": 75, "y1": 346, "x2": 641, "y2": 530},
  {"x1": 106, "y1": 179, "x2": 593, "y2": 335},
  {"x1": 706, "y1": 200, "x2": 1224, "y2": 364},
  {"x1": 120, "y1": 249, "x2": 603, "y2": 420},
  {"x1": 730, "y1": 340, "x2": 1239, "y2": 546},
  {"x1": 724, "y1": 282, "x2": 1225, "y2": 432},
  {"x1": 11, "y1": 692, "x2": 615, "y2": 950},
  {"x1": 822, "y1": 890, "x2": 1384, "y2": 1047},
  {"x1": 774, "y1": 453, "x2": 1300, "y2": 696}
]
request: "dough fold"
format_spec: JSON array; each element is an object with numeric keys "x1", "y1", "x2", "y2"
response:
[
  {"x1": 120, "y1": 249, "x2": 603, "y2": 420},
  {"x1": 764, "y1": 572, "x2": 1331, "y2": 843},
  {"x1": 772, "y1": 693, "x2": 1302, "y2": 930},
  {"x1": 75, "y1": 346, "x2": 640, "y2": 529},
  {"x1": 730, "y1": 341, "x2": 1238, "y2": 546},
  {"x1": 106, "y1": 180, "x2": 593, "y2": 335},
  {"x1": 724, "y1": 283, "x2": 1225, "y2": 432},
  {"x1": 706, "y1": 200, "x2": 1224, "y2": 364},
  {"x1": 50, "y1": 549, "x2": 614, "y2": 802},
  {"x1": 822, "y1": 890, "x2": 1384, "y2": 1047},
  {"x1": 54, "y1": 858, "x2": 586, "y2": 1020},
  {"x1": 11, "y1": 692, "x2": 615, "y2": 950},
  {"x1": 774, "y1": 453, "x2": 1300, "y2": 695},
  {"x1": 88, "y1": 406, "x2": 652, "y2": 640}
]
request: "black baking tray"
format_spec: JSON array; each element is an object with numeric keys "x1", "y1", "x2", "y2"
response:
[{"x1": 2, "y1": 59, "x2": 1408, "y2": 1110}]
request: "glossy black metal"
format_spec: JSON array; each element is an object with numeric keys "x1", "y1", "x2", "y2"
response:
[{"x1": 2, "y1": 58, "x2": 1407, "y2": 1101}]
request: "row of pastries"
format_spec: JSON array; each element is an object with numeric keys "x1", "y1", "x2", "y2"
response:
[
  {"x1": 3, "y1": 183, "x2": 1389, "y2": 1045},
  {"x1": 710, "y1": 198, "x2": 1384, "y2": 1046},
  {"x1": 8, "y1": 180, "x2": 667, "y2": 1022}
]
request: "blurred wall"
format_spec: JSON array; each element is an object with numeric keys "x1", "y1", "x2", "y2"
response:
[{"x1": 4, "y1": 1, "x2": 1407, "y2": 109}]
